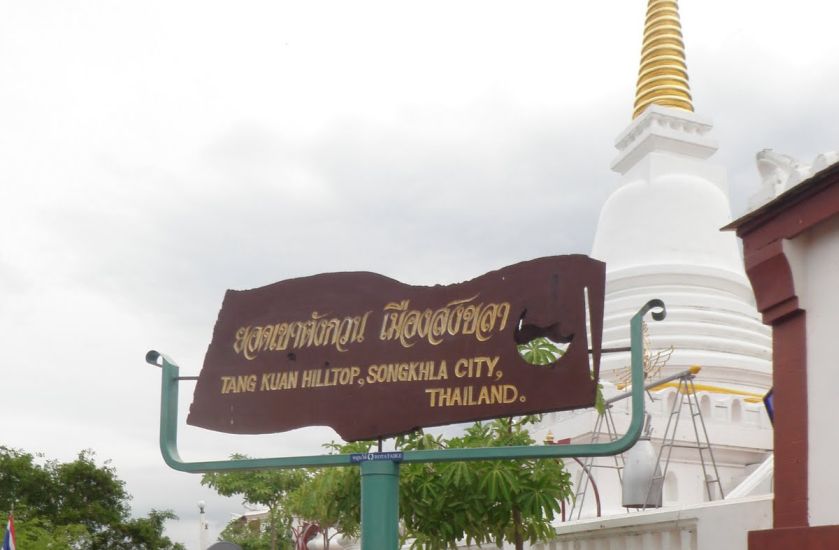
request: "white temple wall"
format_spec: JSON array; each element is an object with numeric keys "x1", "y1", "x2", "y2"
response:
[
  {"x1": 528, "y1": 495, "x2": 772, "y2": 550},
  {"x1": 785, "y1": 214, "x2": 839, "y2": 527}
]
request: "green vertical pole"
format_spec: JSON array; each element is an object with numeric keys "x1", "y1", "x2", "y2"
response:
[{"x1": 360, "y1": 460, "x2": 400, "y2": 549}]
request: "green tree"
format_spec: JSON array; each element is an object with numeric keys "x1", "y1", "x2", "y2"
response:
[
  {"x1": 265, "y1": 418, "x2": 571, "y2": 550},
  {"x1": 217, "y1": 517, "x2": 275, "y2": 550},
  {"x1": 517, "y1": 336, "x2": 566, "y2": 366},
  {"x1": 286, "y1": 441, "x2": 367, "y2": 549},
  {"x1": 396, "y1": 416, "x2": 572, "y2": 550},
  {"x1": 91, "y1": 510, "x2": 184, "y2": 550},
  {"x1": 201, "y1": 456, "x2": 306, "y2": 550},
  {"x1": 0, "y1": 446, "x2": 185, "y2": 550},
  {"x1": 52, "y1": 450, "x2": 130, "y2": 534},
  {"x1": 0, "y1": 446, "x2": 56, "y2": 519},
  {"x1": 14, "y1": 517, "x2": 91, "y2": 550}
]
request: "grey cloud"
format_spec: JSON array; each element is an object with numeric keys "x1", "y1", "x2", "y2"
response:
[{"x1": 42, "y1": 104, "x2": 620, "y2": 337}]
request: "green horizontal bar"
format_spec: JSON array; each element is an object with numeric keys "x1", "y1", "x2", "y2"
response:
[{"x1": 151, "y1": 299, "x2": 665, "y2": 473}]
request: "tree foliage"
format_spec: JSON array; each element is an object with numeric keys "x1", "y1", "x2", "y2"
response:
[
  {"x1": 0, "y1": 446, "x2": 185, "y2": 550},
  {"x1": 517, "y1": 337, "x2": 566, "y2": 366},
  {"x1": 216, "y1": 517, "x2": 278, "y2": 550},
  {"x1": 201, "y1": 456, "x2": 306, "y2": 550},
  {"x1": 198, "y1": 398, "x2": 574, "y2": 550},
  {"x1": 286, "y1": 441, "x2": 368, "y2": 549},
  {"x1": 396, "y1": 416, "x2": 571, "y2": 550},
  {"x1": 253, "y1": 419, "x2": 572, "y2": 550}
]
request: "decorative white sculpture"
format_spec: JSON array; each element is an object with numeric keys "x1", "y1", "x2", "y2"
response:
[{"x1": 752, "y1": 149, "x2": 839, "y2": 207}]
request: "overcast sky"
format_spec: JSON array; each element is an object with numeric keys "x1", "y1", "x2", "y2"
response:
[{"x1": 2, "y1": 0, "x2": 837, "y2": 546}]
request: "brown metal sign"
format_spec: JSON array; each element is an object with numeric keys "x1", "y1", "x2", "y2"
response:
[{"x1": 187, "y1": 255, "x2": 605, "y2": 441}]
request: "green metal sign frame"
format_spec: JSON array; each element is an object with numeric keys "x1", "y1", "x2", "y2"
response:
[{"x1": 148, "y1": 299, "x2": 665, "y2": 548}]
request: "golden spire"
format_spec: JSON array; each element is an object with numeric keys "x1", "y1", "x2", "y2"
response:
[{"x1": 633, "y1": 0, "x2": 694, "y2": 119}]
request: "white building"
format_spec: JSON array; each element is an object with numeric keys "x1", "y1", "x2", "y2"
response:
[
  {"x1": 532, "y1": 0, "x2": 773, "y2": 524},
  {"x1": 523, "y1": 1, "x2": 839, "y2": 549},
  {"x1": 317, "y1": 2, "x2": 839, "y2": 549}
]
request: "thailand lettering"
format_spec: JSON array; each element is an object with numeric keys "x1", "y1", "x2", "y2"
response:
[
  {"x1": 425, "y1": 384, "x2": 522, "y2": 407},
  {"x1": 379, "y1": 295, "x2": 511, "y2": 348},
  {"x1": 233, "y1": 311, "x2": 372, "y2": 360}
]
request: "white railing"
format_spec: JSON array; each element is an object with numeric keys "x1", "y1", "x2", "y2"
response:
[
  {"x1": 726, "y1": 454, "x2": 773, "y2": 499},
  {"x1": 529, "y1": 495, "x2": 771, "y2": 550},
  {"x1": 534, "y1": 519, "x2": 696, "y2": 550}
]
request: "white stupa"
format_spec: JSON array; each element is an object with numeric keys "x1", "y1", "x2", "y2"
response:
[{"x1": 540, "y1": 0, "x2": 773, "y2": 516}]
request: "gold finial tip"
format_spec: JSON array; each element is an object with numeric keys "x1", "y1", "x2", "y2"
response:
[
  {"x1": 632, "y1": 0, "x2": 693, "y2": 119},
  {"x1": 543, "y1": 431, "x2": 555, "y2": 444},
  {"x1": 689, "y1": 365, "x2": 702, "y2": 374}
]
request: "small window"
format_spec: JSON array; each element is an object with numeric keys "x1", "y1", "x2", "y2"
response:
[
  {"x1": 666, "y1": 390, "x2": 678, "y2": 414},
  {"x1": 731, "y1": 399, "x2": 743, "y2": 423},
  {"x1": 699, "y1": 394, "x2": 711, "y2": 418},
  {"x1": 664, "y1": 471, "x2": 679, "y2": 503}
]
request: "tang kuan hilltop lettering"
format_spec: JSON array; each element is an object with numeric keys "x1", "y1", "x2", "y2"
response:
[
  {"x1": 231, "y1": 294, "x2": 511, "y2": 360},
  {"x1": 222, "y1": 356, "x2": 503, "y2": 395}
]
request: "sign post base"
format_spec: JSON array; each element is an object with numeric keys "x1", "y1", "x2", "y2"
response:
[{"x1": 361, "y1": 460, "x2": 400, "y2": 549}]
